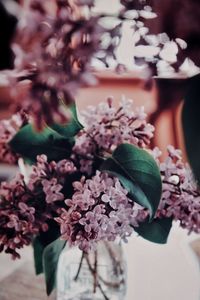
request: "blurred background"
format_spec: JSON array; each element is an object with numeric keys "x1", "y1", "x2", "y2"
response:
[{"x1": 0, "y1": 1, "x2": 199, "y2": 299}]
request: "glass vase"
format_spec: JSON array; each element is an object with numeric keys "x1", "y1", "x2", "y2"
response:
[{"x1": 57, "y1": 241, "x2": 127, "y2": 300}]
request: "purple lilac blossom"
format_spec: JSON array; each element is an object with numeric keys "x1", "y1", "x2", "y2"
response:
[
  {"x1": 56, "y1": 171, "x2": 145, "y2": 251},
  {"x1": 11, "y1": 0, "x2": 122, "y2": 129},
  {"x1": 153, "y1": 146, "x2": 200, "y2": 234},
  {"x1": 11, "y1": 0, "x2": 189, "y2": 128},
  {"x1": 72, "y1": 97, "x2": 154, "y2": 175},
  {"x1": 57, "y1": 145, "x2": 200, "y2": 252},
  {"x1": 0, "y1": 154, "x2": 76, "y2": 258},
  {"x1": 0, "y1": 111, "x2": 27, "y2": 164},
  {"x1": 0, "y1": 173, "x2": 45, "y2": 259},
  {"x1": 0, "y1": 97, "x2": 200, "y2": 258},
  {"x1": 1, "y1": 0, "x2": 197, "y2": 130}
]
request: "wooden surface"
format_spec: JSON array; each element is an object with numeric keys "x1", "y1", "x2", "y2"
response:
[{"x1": 0, "y1": 261, "x2": 55, "y2": 300}]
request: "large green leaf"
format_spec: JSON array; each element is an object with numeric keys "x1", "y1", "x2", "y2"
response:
[
  {"x1": 9, "y1": 124, "x2": 73, "y2": 163},
  {"x1": 32, "y1": 221, "x2": 61, "y2": 275},
  {"x1": 43, "y1": 238, "x2": 66, "y2": 296},
  {"x1": 134, "y1": 217, "x2": 173, "y2": 244},
  {"x1": 9, "y1": 103, "x2": 83, "y2": 163},
  {"x1": 101, "y1": 143, "x2": 162, "y2": 218},
  {"x1": 182, "y1": 74, "x2": 200, "y2": 185}
]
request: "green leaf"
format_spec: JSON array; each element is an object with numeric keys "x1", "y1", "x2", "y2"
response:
[
  {"x1": 182, "y1": 74, "x2": 200, "y2": 185},
  {"x1": 134, "y1": 217, "x2": 173, "y2": 244},
  {"x1": 9, "y1": 124, "x2": 74, "y2": 163},
  {"x1": 9, "y1": 103, "x2": 83, "y2": 163},
  {"x1": 101, "y1": 143, "x2": 162, "y2": 218},
  {"x1": 33, "y1": 236, "x2": 45, "y2": 275},
  {"x1": 51, "y1": 103, "x2": 83, "y2": 137},
  {"x1": 43, "y1": 238, "x2": 66, "y2": 296},
  {"x1": 32, "y1": 221, "x2": 61, "y2": 275}
]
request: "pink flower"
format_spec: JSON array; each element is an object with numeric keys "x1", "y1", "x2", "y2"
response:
[
  {"x1": 73, "y1": 97, "x2": 155, "y2": 175},
  {"x1": 18, "y1": 202, "x2": 35, "y2": 222},
  {"x1": 57, "y1": 160, "x2": 76, "y2": 175},
  {"x1": 167, "y1": 145, "x2": 182, "y2": 160},
  {"x1": 0, "y1": 155, "x2": 76, "y2": 259},
  {"x1": 42, "y1": 178, "x2": 64, "y2": 203},
  {"x1": 157, "y1": 146, "x2": 200, "y2": 234},
  {"x1": 0, "y1": 111, "x2": 27, "y2": 164},
  {"x1": 56, "y1": 172, "x2": 144, "y2": 251}
]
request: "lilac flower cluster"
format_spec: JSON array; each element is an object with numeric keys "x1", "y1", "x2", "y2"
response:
[
  {"x1": 12, "y1": 0, "x2": 123, "y2": 128},
  {"x1": 0, "y1": 0, "x2": 197, "y2": 131},
  {"x1": 73, "y1": 97, "x2": 154, "y2": 174},
  {"x1": 0, "y1": 111, "x2": 27, "y2": 164},
  {"x1": 56, "y1": 171, "x2": 144, "y2": 251},
  {"x1": 1, "y1": 96, "x2": 200, "y2": 258},
  {"x1": 0, "y1": 173, "x2": 48, "y2": 259},
  {"x1": 0, "y1": 154, "x2": 76, "y2": 258},
  {"x1": 0, "y1": 0, "x2": 193, "y2": 135},
  {"x1": 56, "y1": 142, "x2": 200, "y2": 250},
  {"x1": 155, "y1": 146, "x2": 200, "y2": 234},
  {"x1": 10, "y1": 0, "x2": 189, "y2": 128}
]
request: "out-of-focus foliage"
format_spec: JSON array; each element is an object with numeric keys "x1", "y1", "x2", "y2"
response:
[{"x1": 182, "y1": 75, "x2": 200, "y2": 185}]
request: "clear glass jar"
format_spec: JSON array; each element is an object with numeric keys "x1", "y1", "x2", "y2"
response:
[{"x1": 57, "y1": 241, "x2": 127, "y2": 300}]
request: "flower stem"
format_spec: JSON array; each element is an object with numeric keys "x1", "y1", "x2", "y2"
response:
[
  {"x1": 163, "y1": 180, "x2": 200, "y2": 197},
  {"x1": 74, "y1": 251, "x2": 84, "y2": 281},
  {"x1": 85, "y1": 253, "x2": 110, "y2": 300},
  {"x1": 97, "y1": 282, "x2": 110, "y2": 300},
  {"x1": 93, "y1": 250, "x2": 98, "y2": 293}
]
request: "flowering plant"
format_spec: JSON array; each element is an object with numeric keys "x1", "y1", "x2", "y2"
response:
[
  {"x1": 0, "y1": 0, "x2": 200, "y2": 297},
  {"x1": 0, "y1": 97, "x2": 200, "y2": 295}
]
